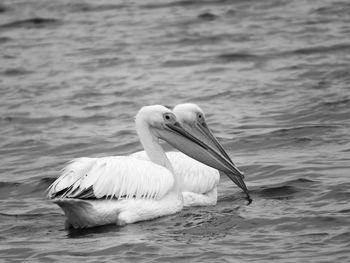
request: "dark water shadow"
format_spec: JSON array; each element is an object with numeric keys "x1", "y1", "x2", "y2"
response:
[
  {"x1": 66, "y1": 223, "x2": 122, "y2": 238},
  {"x1": 0, "y1": 18, "x2": 61, "y2": 30},
  {"x1": 250, "y1": 178, "x2": 319, "y2": 200},
  {"x1": 0, "y1": 68, "x2": 34, "y2": 77},
  {"x1": 69, "y1": 3, "x2": 128, "y2": 13}
]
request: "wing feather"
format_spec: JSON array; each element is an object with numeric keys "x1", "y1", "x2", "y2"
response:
[
  {"x1": 131, "y1": 151, "x2": 219, "y2": 194},
  {"x1": 48, "y1": 157, "x2": 97, "y2": 198},
  {"x1": 49, "y1": 156, "x2": 174, "y2": 200},
  {"x1": 166, "y1": 152, "x2": 219, "y2": 194}
]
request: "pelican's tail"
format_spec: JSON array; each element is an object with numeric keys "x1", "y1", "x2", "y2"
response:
[{"x1": 53, "y1": 199, "x2": 121, "y2": 229}]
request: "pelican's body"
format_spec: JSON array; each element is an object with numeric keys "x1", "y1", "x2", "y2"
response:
[
  {"x1": 48, "y1": 105, "x2": 245, "y2": 229},
  {"x1": 49, "y1": 156, "x2": 182, "y2": 228}
]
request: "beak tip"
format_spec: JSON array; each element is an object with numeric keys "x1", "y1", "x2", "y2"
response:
[{"x1": 246, "y1": 194, "x2": 253, "y2": 205}]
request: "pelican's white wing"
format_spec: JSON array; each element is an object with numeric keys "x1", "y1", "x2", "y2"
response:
[
  {"x1": 131, "y1": 151, "x2": 219, "y2": 194},
  {"x1": 48, "y1": 157, "x2": 97, "y2": 197},
  {"x1": 48, "y1": 156, "x2": 174, "y2": 200}
]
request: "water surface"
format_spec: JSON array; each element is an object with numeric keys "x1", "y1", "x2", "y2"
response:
[{"x1": 1, "y1": 0, "x2": 350, "y2": 262}]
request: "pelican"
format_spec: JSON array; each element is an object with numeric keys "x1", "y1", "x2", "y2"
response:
[
  {"x1": 48, "y1": 105, "x2": 242, "y2": 229},
  {"x1": 131, "y1": 103, "x2": 251, "y2": 206}
]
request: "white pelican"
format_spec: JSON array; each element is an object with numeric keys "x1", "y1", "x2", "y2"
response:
[
  {"x1": 131, "y1": 103, "x2": 251, "y2": 206},
  {"x1": 48, "y1": 105, "x2": 241, "y2": 229}
]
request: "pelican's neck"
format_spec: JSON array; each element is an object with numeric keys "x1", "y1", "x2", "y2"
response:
[{"x1": 135, "y1": 120, "x2": 182, "y2": 193}]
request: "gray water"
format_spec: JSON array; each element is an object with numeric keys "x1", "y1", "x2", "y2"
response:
[{"x1": 1, "y1": 0, "x2": 350, "y2": 262}]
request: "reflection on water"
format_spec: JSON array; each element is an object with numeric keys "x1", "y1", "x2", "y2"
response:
[{"x1": 0, "y1": 0, "x2": 350, "y2": 262}]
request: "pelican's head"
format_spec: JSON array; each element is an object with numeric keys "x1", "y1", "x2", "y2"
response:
[
  {"x1": 135, "y1": 105, "x2": 176, "y2": 129},
  {"x1": 173, "y1": 103, "x2": 250, "y2": 201},
  {"x1": 135, "y1": 105, "x2": 250, "y2": 200},
  {"x1": 173, "y1": 103, "x2": 230, "y2": 159}
]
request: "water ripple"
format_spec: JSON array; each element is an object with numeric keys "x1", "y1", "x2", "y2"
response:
[
  {"x1": 0, "y1": 0, "x2": 349, "y2": 262},
  {"x1": 0, "y1": 18, "x2": 61, "y2": 29}
]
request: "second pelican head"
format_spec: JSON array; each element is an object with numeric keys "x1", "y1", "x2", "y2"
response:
[{"x1": 173, "y1": 103, "x2": 251, "y2": 202}]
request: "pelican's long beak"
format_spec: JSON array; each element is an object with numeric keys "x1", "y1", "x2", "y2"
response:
[
  {"x1": 154, "y1": 122, "x2": 251, "y2": 201},
  {"x1": 181, "y1": 121, "x2": 251, "y2": 201},
  {"x1": 183, "y1": 122, "x2": 243, "y2": 172}
]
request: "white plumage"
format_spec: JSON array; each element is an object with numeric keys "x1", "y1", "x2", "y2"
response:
[{"x1": 48, "y1": 105, "x2": 239, "y2": 228}]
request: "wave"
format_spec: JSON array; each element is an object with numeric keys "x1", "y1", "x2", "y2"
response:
[
  {"x1": 69, "y1": 3, "x2": 128, "y2": 13},
  {"x1": 142, "y1": 0, "x2": 209, "y2": 9},
  {"x1": 0, "y1": 115, "x2": 57, "y2": 125},
  {"x1": 0, "y1": 18, "x2": 61, "y2": 30},
  {"x1": 257, "y1": 185, "x2": 299, "y2": 199},
  {"x1": 311, "y1": 2, "x2": 350, "y2": 16},
  {"x1": 220, "y1": 43, "x2": 350, "y2": 66},
  {"x1": 317, "y1": 98, "x2": 350, "y2": 110},
  {"x1": 197, "y1": 12, "x2": 217, "y2": 21},
  {"x1": 0, "y1": 3, "x2": 7, "y2": 13},
  {"x1": 0, "y1": 212, "x2": 50, "y2": 218},
  {"x1": 251, "y1": 178, "x2": 318, "y2": 200},
  {"x1": 0, "y1": 177, "x2": 56, "y2": 199},
  {"x1": 0, "y1": 181, "x2": 20, "y2": 189},
  {"x1": 228, "y1": 124, "x2": 339, "y2": 151},
  {"x1": 192, "y1": 90, "x2": 232, "y2": 102},
  {"x1": 0, "y1": 37, "x2": 11, "y2": 43},
  {"x1": 281, "y1": 98, "x2": 350, "y2": 123},
  {"x1": 267, "y1": 125, "x2": 339, "y2": 138},
  {"x1": 216, "y1": 52, "x2": 260, "y2": 62},
  {"x1": 141, "y1": 0, "x2": 242, "y2": 10},
  {"x1": 0, "y1": 68, "x2": 33, "y2": 76},
  {"x1": 286, "y1": 43, "x2": 350, "y2": 56},
  {"x1": 162, "y1": 59, "x2": 206, "y2": 68}
]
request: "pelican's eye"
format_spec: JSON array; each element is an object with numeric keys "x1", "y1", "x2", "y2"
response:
[
  {"x1": 163, "y1": 113, "x2": 175, "y2": 122},
  {"x1": 196, "y1": 112, "x2": 205, "y2": 123}
]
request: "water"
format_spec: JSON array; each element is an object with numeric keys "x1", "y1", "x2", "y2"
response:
[{"x1": 1, "y1": 0, "x2": 350, "y2": 262}]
